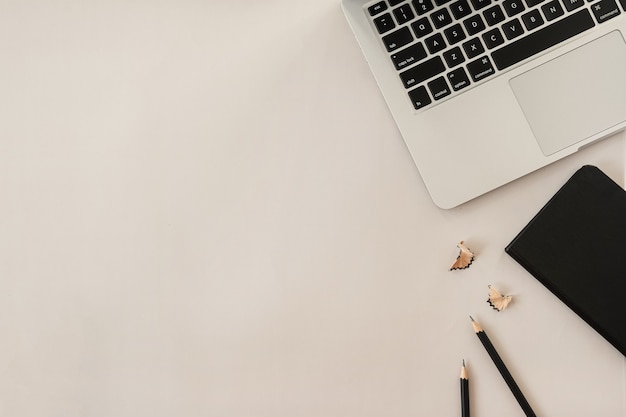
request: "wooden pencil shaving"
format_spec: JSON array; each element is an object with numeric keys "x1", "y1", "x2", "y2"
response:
[
  {"x1": 450, "y1": 241, "x2": 475, "y2": 270},
  {"x1": 487, "y1": 285, "x2": 512, "y2": 311}
]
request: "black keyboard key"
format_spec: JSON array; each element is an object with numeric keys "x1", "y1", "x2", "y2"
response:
[
  {"x1": 389, "y1": 0, "x2": 405, "y2": 5},
  {"x1": 447, "y1": 67, "x2": 471, "y2": 90},
  {"x1": 368, "y1": 1, "x2": 388, "y2": 16},
  {"x1": 425, "y1": 32, "x2": 447, "y2": 53},
  {"x1": 502, "y1": 18, "x2": 525, "y2": 39},
  {"x1": 391, "y1": 43, "x2": 428, "y2": 69},
  {"x1": 394, "y1": 5, "x2": 416, "y2": 24},
  {"x1": 399, "y1": 56, "x2": 446, "y2": 88},
  {"x1": 413, "y1": 0, "x2": 435, "y2": 14},
  {"x1": 469, "y1": 0, "x2": 492, "y2": 11},
  {"x1": 483, "y1": 27, "x2": 505, "y2": 48},
  {"x1": 562, "y1": 0, "x2": 585, "y2": 11},
  {"x1": 383, "y1": 26, "x2": 414, "y2": 51},
  {"x1": 435, "y1": 0, "x2": 453, "y2": 6},
  {"x1": 503, "y1": 0, "x2": 526, "y2": 16},
  {"x1": 521, "y1": 9, "x2": 544, "y2": 30},
  {"x1": 591, "y1": 0, "x2": 621, "y2": 23},
  {"x1": 466, "y1": 55, "x2": 496, "y2": 81},
  {"x1": 541, "y1": 0, "x2": 564, "y2": 21},
  {"x1": 374, "y1": 13, "x2": 396, "y2": 34},
  {"x1": 484, "y1": 5, "x2": 506, "y2": 25},
  {"x1": 618, "y1": 0, "x2": 626, "y2": 11},
  {"x1": 443, "y1": 46, "x2": 466, "y2": 66},
  {"x1": 444, "y1": 23, "x2": 467, "y2": 44},
  {"x1": 462, "y1": 37, "x2": 485, "y2": 58},
  {"x1": 408, "y1": 86, "x2": 432, "y2": 109},
  {"x1": 431, "y1": 8, "x2": 454, "y2": 28},
  {"x1": 525, "y1": 0, "x2": 545, "y2": 6},
  {"x1": 412, "y1": 17, "x2": 434, "y2": 37},
  {"x1": 491, "y1": 9, "x2": 595, "y2": 70},
  {"x1": 428, "y1": 76, "x2": 452, "y2": 100},
  {"x1": 450, "y1": 0, "x2": 473, "y2": 18},
  {"x1": 464, "y1": 14, "x2": 486, "y2": 35}
]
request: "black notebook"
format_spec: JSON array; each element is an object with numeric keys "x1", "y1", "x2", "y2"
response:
[{"x1": 505, "y1": 165, "x2": 626, "y2": 356}]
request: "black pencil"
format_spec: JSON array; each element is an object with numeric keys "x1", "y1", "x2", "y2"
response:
[
  {"x1": 470, "y1": 316, "x2": 537, "y2": 417},
  {"x1": 460, "y1": 360, "x2": 470, "y2": 417}
]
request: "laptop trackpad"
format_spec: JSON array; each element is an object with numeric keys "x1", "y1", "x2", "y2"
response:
[{"x1": 510, "y1": 31, "x2": 626, "y2": 156}]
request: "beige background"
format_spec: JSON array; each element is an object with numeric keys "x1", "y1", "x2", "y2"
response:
[{"x1": 1, "y1": 1, "x2": 625, "y2": 416}]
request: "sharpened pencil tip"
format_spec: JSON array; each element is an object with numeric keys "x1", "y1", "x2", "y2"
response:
[
  {"x1": 470, "y1": 316, "x2": 482, "y2": 333},
  {"x1": 460, "y1": 359, "x2": 468, "y2": 379},
  {"x1": 469, "y1": 315, "x2": 474, "y2": 321}
]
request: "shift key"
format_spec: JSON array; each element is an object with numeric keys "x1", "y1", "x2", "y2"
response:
[{"x1": 399, "y1": 56, "x2": 446, "y2": 88}]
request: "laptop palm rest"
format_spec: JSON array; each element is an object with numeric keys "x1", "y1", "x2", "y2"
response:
[{"x1": 510, "y1": 31, "x2": 626, "y2": 156}]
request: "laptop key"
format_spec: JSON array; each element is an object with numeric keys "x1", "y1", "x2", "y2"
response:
[
  {"x1": 413, "y1": 0, "x2": 435, "y2": 15},
  {"x1": 521, "y1": 9, "x2": 544, "y2": 30},
  {"x1": 483, "y1": 5, "x2": 506, "y2": 26},
  {"x1": 541, "y1": 0, "x2": 564, "y2": 21},
  {"x1": 408, "y1": 86, "x2": 432, "y2": 109},
  {"x1": 400, "y1": 56, "x2": 446, "y2": 88},
  {"x1": 428, "y1": 76, "x2": 452, "y2": 99},
  {"x1": 462, "y1": 37, "x2": 485, "y2": 58},
  {"x1": 431, "y1": 8, "x2": 454, "y2": 28},
  {"x1": 412, "y1": 17, "x2": 434, "y2": 37},
  {"x1": 466, "y1": 55, "x2": 496, "y2": 81},
  {"x1": 444, "y1": 23, "x2": 467, "y2": 44},
  {"x1": 383, "y1": 26, "x2": 414, "y2": 51},
  {"x1": 464, "y1": 14, "x2": 486, "y2": 35},
  {"x1": 391, "y1": 43, "x2": 428, "y2": 70},
  {"x1": 502, "y1": 18, "x2": 525, "y2": 39},
  {"x1": 447, "y1": 67, "x2": 471, "y2": 90},
  {"x1": 425, "y1": 33, "x2": 447, "y2": 53},
  {"x1": 374, "y1": 13, "x2": 396, "y2": 34},
  {"x1": 591, "y1": 0, "x2": 621, "y2": 23},
  {"x1": 394, "y1": 5, "x2": 416, "y2": 24},
  {"x1": 450, "y1": 0, "x2": 473, "y2": 19},
  {"x1": 483, "y1": 27, "x2": 505, "y2": 48},
  {"x1": 503, "y1": 0, "x2": 526, "y2": 16},
  {"x1": 443, "y1": 46, "x2": 466, "y2": 66},
  {"x1": 491, "y1": 9, "x2": 595, "y2": 70},
  {"x1": 469, "y1": 0, "x2": 492, "y2": 11},
  {"x1": 562, "y1": 0, "x2": 585, "y2": 11},
  {"x1": 368, "y1": 1, "x2": 388, "y2": 16}
]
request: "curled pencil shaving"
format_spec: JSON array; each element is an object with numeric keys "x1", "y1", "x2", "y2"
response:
[
  {"x1": 450, "y1": 241, "x2": 475, "y2": 270},
  {"x1": 487, "y1": 285, "x2": 512, "y2": 311}
]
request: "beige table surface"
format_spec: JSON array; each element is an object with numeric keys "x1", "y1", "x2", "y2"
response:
[{"x1": 1, "y1": 1, "x2": 625, "y2": 416}]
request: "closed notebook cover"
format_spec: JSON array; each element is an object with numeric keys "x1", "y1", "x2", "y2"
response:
[{"x1": 505, "y1": 165, "x2": 626, "y2": 356}]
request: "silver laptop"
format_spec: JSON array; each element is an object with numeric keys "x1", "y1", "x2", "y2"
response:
[{"x1": 342, "y1": 0, "x2": 626, "y2": 208}]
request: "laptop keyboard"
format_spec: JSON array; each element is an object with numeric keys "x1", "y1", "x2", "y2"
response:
[{"x1": 368, "y1": 0, "x2": 626, "y2": 110}]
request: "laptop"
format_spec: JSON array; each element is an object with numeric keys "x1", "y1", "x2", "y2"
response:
[{"x1": 342, "y1": 0, "x2": 626, "y2": 208}]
